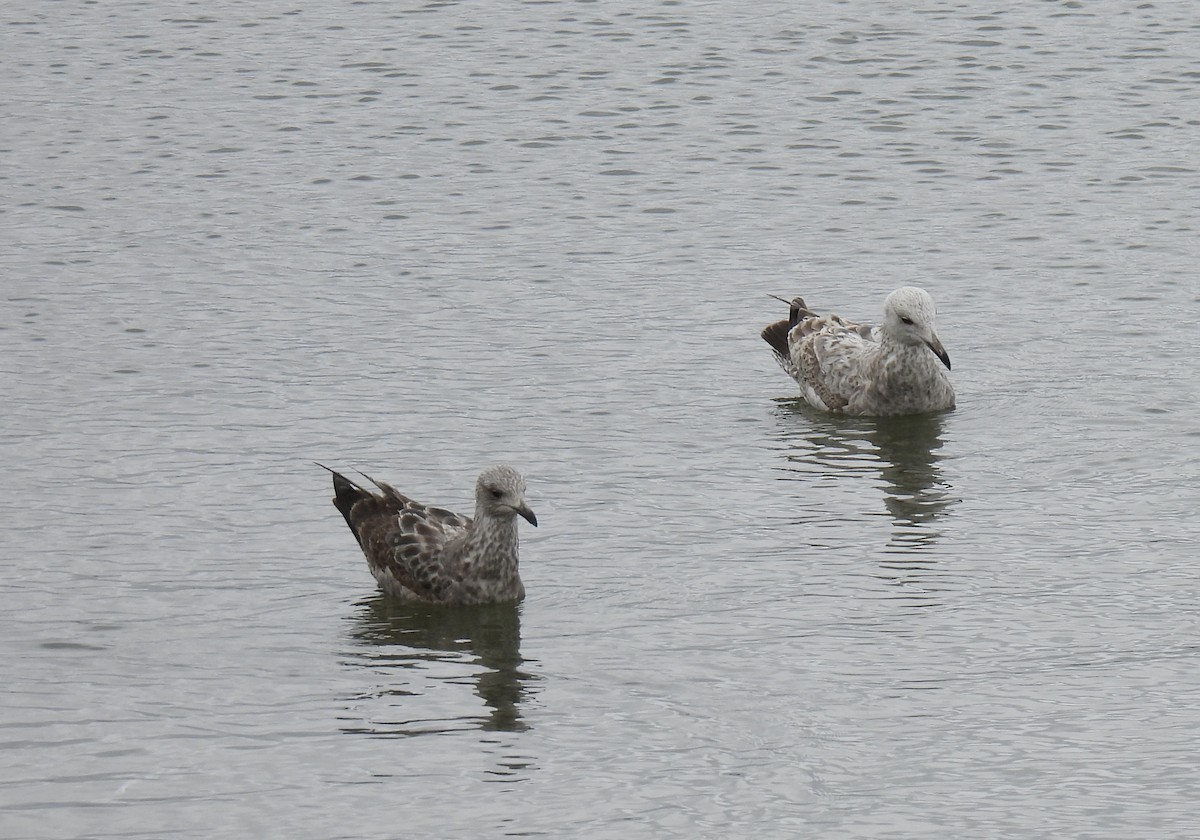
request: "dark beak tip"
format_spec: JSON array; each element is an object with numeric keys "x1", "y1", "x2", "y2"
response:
[
  {"x1": 928, "y1": 342, "x2": 952, "y2": 371},
  {"x1": 521, "y1": 510, "x2": 538, "y2": 527}
]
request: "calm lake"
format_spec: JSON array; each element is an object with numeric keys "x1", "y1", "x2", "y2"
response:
[{"x1": 3, "y1": 1, "x2": 1199, "y2": 837}]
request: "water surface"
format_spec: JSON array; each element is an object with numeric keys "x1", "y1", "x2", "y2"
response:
[{"x1": 4, "y1": 1, "x2": 1200, "y2": 837}]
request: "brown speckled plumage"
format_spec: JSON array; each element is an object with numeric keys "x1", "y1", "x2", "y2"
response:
[
  {"x1": 322, "y1": 464, "x2": 536, "y2": 606},
  {"x1": 761, "y1": 287, "x2": 955, "y2": 416}
]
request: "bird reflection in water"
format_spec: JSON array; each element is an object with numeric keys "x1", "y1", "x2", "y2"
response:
[
  {"x1": 341, "y1": 595, "x2": 536, "y2": 737},
  {"x1": 773, "y1": 399, "x2": 956, "y2": 551}
]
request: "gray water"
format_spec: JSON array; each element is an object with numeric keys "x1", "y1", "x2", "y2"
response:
[{"x1": 4, "y1": 1, "x2": 1200, "y2": 837}]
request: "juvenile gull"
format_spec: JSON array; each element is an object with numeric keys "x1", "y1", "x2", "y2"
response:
[
  {"x1": 761, "y1": 286, "x2": 955, "y2": 416},
  {"x1": 322, "y1": 464, "x2": 537, "y2": 605}
]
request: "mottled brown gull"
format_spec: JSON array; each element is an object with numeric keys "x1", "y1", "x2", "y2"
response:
[
  {"x1": 761, "y1": 286, "x2": 955, "y2": 416},
  {"x1": 321, "y1": 464, "x2": 537, "y2": 605}
]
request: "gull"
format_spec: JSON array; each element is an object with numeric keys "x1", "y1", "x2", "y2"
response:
[
  {"x1": 761, "y1": 286, "x2": 955, "y2": 416},
  {"x1": 321, "y1": 464, "x2": 537, "y2": 605}
]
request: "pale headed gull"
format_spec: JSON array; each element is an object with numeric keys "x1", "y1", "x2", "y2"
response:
[
  {"x1": 322, "y1": 464, "x2": 537, "y2": 605},
  {"x1": 761, "y1": 286, "x2": 955, "y2": 416}
]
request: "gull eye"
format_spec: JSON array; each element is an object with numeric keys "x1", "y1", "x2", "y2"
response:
[
  {"x1": 900, "y1": 316, "x2": 914, "y2": 325},
  {"x1": 489, "y1": 488, "x2": 504, "y2": 499}
]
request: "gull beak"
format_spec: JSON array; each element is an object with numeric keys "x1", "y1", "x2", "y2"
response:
[
  {"x1": 516, "y1": 504, "x2": 538, "y2": 527},
  {"x1": 927, "y1": 335, "x2": 951, "y2": 370}
]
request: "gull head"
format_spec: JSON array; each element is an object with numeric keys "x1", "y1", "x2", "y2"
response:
[
  {"x1": 883, "y1": 286, "x2": 951, "y2": 370},
  {"x1": 476, "y1": 465, "x2": 538, "y2": 526}
]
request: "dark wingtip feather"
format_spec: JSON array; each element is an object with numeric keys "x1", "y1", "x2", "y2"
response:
[
  {"x1": 761, "y1": 319, "x2": 792, "y2": 358},
  {"x1": 762, "y1": 295, "x2": 813, "y2": 357},
  {"x1": 317, "y1": 463, "x2": 371, "y2": 545}
]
